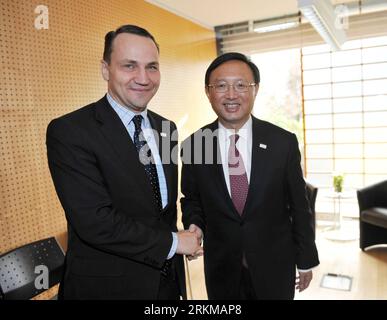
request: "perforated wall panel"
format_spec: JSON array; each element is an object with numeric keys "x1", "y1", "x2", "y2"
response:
[{"x1": 1, "y1": 0, "x2": 216, "y2": 299}]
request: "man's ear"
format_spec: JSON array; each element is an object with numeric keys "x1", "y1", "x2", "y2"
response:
[
  {"x1": 254, "y1": 84, "x2": 259, "y2": 98},
  {"x1": 101, "y1": 60, "x2": 109, "y2": 81},
  {"x1": 205, "y1": 86, "x2": 210, "y2": 100}
]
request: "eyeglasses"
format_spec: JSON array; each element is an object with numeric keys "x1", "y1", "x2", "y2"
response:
[{"x1": 207, "y1": 81, "x2": 256, "y2": 93}]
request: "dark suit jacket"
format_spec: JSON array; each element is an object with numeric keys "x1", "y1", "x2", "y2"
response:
[
  {"x1": 181, "y1": 116, "x2": 319, "y2": 300},
  {"x1": 46, "y1": 96, "x2": 185, "y2": 299}
]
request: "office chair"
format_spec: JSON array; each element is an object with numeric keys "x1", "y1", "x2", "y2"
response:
[
  {"x1": 357, "y1": 180, "x2": 387, "y2": 250},
  {"x1": 0, "y1": 237, "x2": 65, "y2": 300}
]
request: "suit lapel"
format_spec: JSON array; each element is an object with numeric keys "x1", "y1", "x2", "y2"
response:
[
  {"x1": 147, "y1": 111, "x2": 173, "y2": 211},
  {"x1": 207, "y1": 121, "x2": 242, "y2": 220},
  {"x1": 242, "y1": 116, "x2": 268, "y2": 218},
  {"x1": 94, "y1": 97, "x2": 156, "y2": 207}
]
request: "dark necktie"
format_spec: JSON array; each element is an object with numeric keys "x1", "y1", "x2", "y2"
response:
[
  {"x1": 228, "y1": 134, "x2": 249, "y2": 215},
  {"x1": 132, "y1": 115, "x2": 163, "y2": 212},
  {"x1": 132, "y1": 115, "x2": 172, "y2": 277}
]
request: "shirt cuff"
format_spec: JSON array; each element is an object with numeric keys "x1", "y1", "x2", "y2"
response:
[
  {"x1": 167, "y1": 232, "x2": 178, "y2": 259},
  {"x1": 298, "y1": 266, "x2": 317, "y2": 273}
]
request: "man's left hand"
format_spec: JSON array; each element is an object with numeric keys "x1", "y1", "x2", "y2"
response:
[{"x1": 295, "y1": 270, "x2": 313, "y2": 292}]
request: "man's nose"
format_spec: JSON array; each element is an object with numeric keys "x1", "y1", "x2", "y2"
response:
[
  {"x1": 225, "y1": 85, "x2": 238, "y2": 98},
  {"x1": 135, "y1": 68, "x2": 150, "y2": 84}
]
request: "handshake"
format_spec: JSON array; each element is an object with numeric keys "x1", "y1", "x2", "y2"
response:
[{"x1": 176, "y1": 224, "x2": 204, "y2": 261}]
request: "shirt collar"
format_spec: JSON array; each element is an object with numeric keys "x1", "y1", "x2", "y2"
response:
[
  {"x1": 106, "y1": 93, "x2": 148, "y2": 126},
  {"x1": 218, "y1": 116, "x2": 252, "y2": 142}
]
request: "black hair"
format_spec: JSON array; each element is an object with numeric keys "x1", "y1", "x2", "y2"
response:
[
  {"x1": 205, "y1": 52, "x2": 260, "y2": 85},
  {"x1": 103, "y1": 24, "x2": 159, "y2": 64}
]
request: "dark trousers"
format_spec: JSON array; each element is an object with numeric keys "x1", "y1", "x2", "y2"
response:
[
  {"x1": 238, "y1": 266, "x2": 257, "y2": 300},
  {"x1": 157, "y1": 259, "x2": 180, "y2": 300}
]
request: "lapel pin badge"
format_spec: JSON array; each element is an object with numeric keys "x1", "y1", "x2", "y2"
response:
[
  {"x1": 259, "y1": 143, "x2": 267, "y2": 149},
  {"x1": 160, "y1": 132, "x2": 167, "y2": 137}
]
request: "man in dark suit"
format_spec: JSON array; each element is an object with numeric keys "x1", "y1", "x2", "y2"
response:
[
  {"x1": 181, "y1": 52, "x2": 319, "y2": 300},
  {"x1": 46, "y1": 25, "x2": 201, "y2": 300}
]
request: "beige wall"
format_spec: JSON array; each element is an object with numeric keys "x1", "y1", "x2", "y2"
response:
[{"x1": 0, "y1": 0, "x2": 216, "y2": 255}]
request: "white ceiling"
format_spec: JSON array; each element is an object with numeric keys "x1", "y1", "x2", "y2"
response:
[{"x1": 145, "y1": 0, "x2": 356, "y2": 29}]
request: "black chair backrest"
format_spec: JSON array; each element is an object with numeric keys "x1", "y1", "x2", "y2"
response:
[
  {"x1": 357, "y1": 180, "x2": 387, "y2": 211},
  {"x1": 0, "y1": 237, "x2": 65, "y2": 300}
]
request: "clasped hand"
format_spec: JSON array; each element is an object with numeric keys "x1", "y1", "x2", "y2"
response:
[{"x1": 176, "y1": 224, "x2": 203, "y2": 260}]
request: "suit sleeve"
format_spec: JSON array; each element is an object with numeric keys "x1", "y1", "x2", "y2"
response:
[
  {"x1": 46, "y1": 118, "x2": 171, "y2": 269},
  {"x1": 180, "y1": 139, "x2": 206, "y2": 234},
  {"x1": 286, "y1": 134, "x2": 319, "y2": 270}
]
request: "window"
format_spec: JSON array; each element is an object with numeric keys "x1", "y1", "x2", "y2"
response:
[
  {"x1": 303, "y1": 36, "x2": 387, "y2": 218},
  {"x1": 251, "y1": 48, "x2": 304, "y2": 158}
]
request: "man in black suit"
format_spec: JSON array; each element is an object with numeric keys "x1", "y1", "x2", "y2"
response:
[
  {"x1": 46, "y1": 25, "x2": 201, "y2": 300},
  {"x1": 181, "y1": 52, "x2": 319, "y2": 299}
]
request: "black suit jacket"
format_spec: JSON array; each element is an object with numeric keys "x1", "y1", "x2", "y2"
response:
[
  {"x1": 47, "y1": 96, "x2": 185, "y2": 299},
  {"x1": 181, "y1": 116, "x2": 319, "y2": 299}
]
